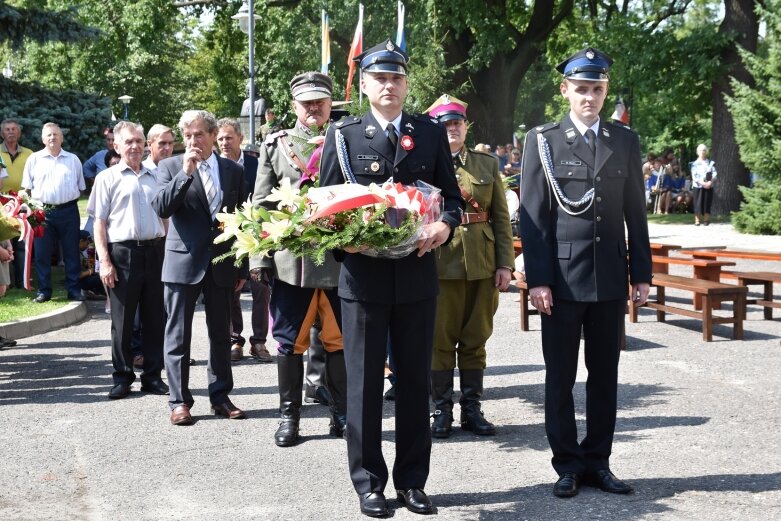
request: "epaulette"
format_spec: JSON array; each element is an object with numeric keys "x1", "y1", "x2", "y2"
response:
[
  {"x1": 469, "y1": 148, "x2": 496, "y2": 159},
  {"x1": 265, "y1": 130, "x2": 287, "y2": 145},
  {"x1": 605, "y1": 120, "x2": 636, "y2": 134},
  {"x1": 531, "y1": 122, "x2": 559, "y2": 134},
  {"x1": 411, "y1": 113, "x2": 440, "y2": 125},
  {"x1": 332, "y1": 115, "x2": 361, "y2": 128}
]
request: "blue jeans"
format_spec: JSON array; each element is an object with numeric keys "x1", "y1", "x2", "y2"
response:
[{"x1": 33, "y1": 204, "x2": 81, "y2": 297}]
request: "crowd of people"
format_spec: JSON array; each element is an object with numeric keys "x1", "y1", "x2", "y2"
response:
[{"x1": 1, "y1": 41, "x2": 726, "y2": 517}]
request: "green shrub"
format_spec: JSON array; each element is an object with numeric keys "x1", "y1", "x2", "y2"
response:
[{"x1": 731, "y1": 180, "x2": 781, "y2": 235}]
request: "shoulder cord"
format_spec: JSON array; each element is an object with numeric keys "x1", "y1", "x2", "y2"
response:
[{"x1": 536, "y1": 133, "x2": 594, "y2": 216}]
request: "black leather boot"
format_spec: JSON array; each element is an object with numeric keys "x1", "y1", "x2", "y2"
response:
[
  {"x1": 431, "y1": 369, "x2": 454, "y2": 438},
  {"x1": 459, "y1": 369, "x2": 496, "y2": 436},
  {"x1": 325, "y1": 350, "x2": 347, "y2": 437},
  {"x1": 275, "y1": 354, "x2": 304, "y2": 447},
  {"x1": 304, "y1": 323, "x2": 331, "y2": 406}
]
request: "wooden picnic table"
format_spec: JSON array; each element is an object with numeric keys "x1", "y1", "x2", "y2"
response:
[{"x1": 678, "y1": 249, "x2": 781, "y2": 262}]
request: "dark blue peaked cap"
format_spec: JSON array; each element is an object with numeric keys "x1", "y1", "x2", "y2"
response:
[
  {"x1": 356, "y1": 39, "x2": 409, "y2": 76},
  {"x1": 556, "y1": 47, "x2": 613, "y2": 81}
]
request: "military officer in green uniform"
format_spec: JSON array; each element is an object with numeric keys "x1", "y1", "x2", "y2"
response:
[
  {"x1": 520, "y1": 47, "x2": 651, "y2": 498},
  {"x1": 425, "y1": 94, "x2": 515, "y2": 439},
  {"x1": 252, "y1": 72, "x2": 346, "y2": 447}
]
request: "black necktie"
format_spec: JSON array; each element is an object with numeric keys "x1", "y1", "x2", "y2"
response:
[
  {"x1": 386, "y1": 123, "x2": 398, "y2": 149},
  {"x1": 585, "y1": 129, "x2": 596, "y2": 157}
]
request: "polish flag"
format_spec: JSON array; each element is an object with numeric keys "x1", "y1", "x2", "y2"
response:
[{"x1": 345, "y1": 4, "x2": 364, "y2": 101}]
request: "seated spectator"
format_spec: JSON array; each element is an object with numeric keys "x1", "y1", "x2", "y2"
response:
[
  {"x1": 659, "y1": 164, "x2": 691, "y2": 214},
  {"x1": 503, "y1": 148, "x2": 522, "y2": 188},
  {"x1": 77, "y1": 230, "x2": 104, "y2": 299}
]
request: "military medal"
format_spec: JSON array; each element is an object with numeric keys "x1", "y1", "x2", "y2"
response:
[
  {"x1": 400, "y1": 135, "x2": 414, "y2": 151},
  {"x1": 370, "y1": 161, "x2": 380, "y2": 172}
]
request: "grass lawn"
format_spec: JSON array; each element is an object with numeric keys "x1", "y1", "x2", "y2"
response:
[{"x1": 0, "y1": 267, "x2": 72, "y2": 323}]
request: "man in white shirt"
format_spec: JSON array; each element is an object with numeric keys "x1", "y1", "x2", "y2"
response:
[
  {"x1": 142, "y1": 124, "x2": 175, "y2": 171},
  {"x1": 22, "y1": 122, "x2": 86, "y2": 303}
]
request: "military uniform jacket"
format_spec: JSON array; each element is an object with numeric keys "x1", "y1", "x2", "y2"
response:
[
  {"x1": 519, "y1": 114, "x2": 652, "y2": 302},
  {"x1": 319, "y1": 111, "x2": 465, "y2": 304},
  {"x1": 436, "y1": 148, "x2": 515, "y2": 280},
  {"x1": 252, "y1": 124, "x2": 340, "y2": 289}
]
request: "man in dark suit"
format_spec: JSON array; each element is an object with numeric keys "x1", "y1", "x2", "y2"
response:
[
  {"x1": 216, "y1": 117, "x2": 272, "y2": 364},
  {"x1": 153, "y1": 110, "x2": 248, "y2": 426},
  {"x1": 520, "y1": 47, "x2": 652, "y2": 498},
  {"x1": 319, "y1": 40, "x2": 465, "y2": 517}
]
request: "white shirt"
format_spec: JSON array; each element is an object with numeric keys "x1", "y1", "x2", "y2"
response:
[
  {"x1": 370, "y1": 110, "x2": 403, "y2": 137},
  {"x1": 569, "y1": 112, "x2": 600, "y2": 143},
  {"x1": 93, "y1": 161, "x2": 166, "y2": 242},
  {"x1": 198, "y1": 153, "x2": 222, "y2": 217},
  {"x1": 21, "y1": 148, "x2": 85, "y2": 204},
  {"x1": 141, "y1": 157, "x2": 158, "y2": 172}
]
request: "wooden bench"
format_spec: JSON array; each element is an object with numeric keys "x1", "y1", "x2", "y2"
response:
[
  {"x1": 650, "y1": 243, "x2": 681, "y2": 274},
  {"x1": 650, "y1": 255, "x2": 736, "y2": 309},
  {"x1": 512, "y1": 275, "x2": 537, "y2": 331},
  {"x1": 731, "y1": 271, "x2": 781, "y2": 320},
  {"x1": 629, "y1": 273, "x2": 747, "y2": 341},
  {"x1": 679, "y1": 248, "x2": 781, "y2": 262}
]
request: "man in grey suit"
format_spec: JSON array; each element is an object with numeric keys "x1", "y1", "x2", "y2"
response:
[{"x1": 153, "y1": 110, "x2": 249, "y2": 426}]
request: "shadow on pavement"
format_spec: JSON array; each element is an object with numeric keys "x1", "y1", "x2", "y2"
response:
[{"x1": 429, "y1": 471, "x2": 781, "y2": 520}]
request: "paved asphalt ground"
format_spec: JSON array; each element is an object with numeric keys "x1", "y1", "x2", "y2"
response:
[{"x1": 1, "y1": 223, "x2": 780, "y2": 520}]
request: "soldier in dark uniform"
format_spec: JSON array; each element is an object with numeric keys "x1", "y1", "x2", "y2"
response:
[
  {"x1": 425, "y1": 94, "x2": 515, "y2": 439},
  {"x1": 252, "y1": 72, "x2": 347, "y2": 447},
  {"x1": 519, "y1": 47, "x2": 652, "y2": 498},
  {"x1": 319, "y1": 40, "x2": 465, "y2": 517}
]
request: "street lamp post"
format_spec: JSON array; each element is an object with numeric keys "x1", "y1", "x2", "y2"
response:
[
  {"x1": 233, "y1": 0, "x2": 261, "y2": 144},
  {"x1": 118, "y1": 95, "x2": 133, "y2": 120}
]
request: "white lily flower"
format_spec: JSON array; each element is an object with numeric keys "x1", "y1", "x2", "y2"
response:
[
  {"x1": 265, "y1": 178, "x2": 302, "y2": 210},
  {"x1": 261, "y1": 215, "x2": 292, "y2": 242}
]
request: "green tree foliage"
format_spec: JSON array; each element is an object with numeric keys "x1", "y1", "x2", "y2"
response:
[
  {"x1": 0, "y1": 76, "x2": 112, "y2": 159},
  {"x1": 0, "y1": 3, "x2": 97, "y2": 49},
  {"x1": 727, "y1": 0, "x2": 781, "y2": 182},
  {"x1": 732, "y1": 181, "x2": 781, "y2": 234},
  {"x1": 1, "y1": 1, "x2": 111, "y2": 160},
  {"x1": 13, "y1": 0, "x2": 194, "y2": 139}
]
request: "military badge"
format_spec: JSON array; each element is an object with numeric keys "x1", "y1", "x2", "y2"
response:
[
  {"x1": 400, "y1": 135, "x2": 415, "y2": 151},
  {"x1": 386, "y1": 41, "x2": 395, "y2": 51},
  {"x1": 370, "y1": 161, "x2": 380, "y2": 172},
  {"x1": 586, "y1": 49, "x2": 595, "y2": 60}
]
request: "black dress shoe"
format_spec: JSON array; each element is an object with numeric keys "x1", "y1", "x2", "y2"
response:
[
  {"x1": 359, "y1": 492, "x2": 388, "y2": 518},
  {"x1": 33, "y1": 293, "x2": 51, "y2": 303},
  {"x1": 396, "y1": 488, "x2": 434, "y2": 514},
  {"x1": 140, "y1": 379, "x2": 169, "y2": 395},
  {"x1": 68, "y1": 292, "x2": 86, "y2": 302},
  {"x1": 584, "y1": 469, "x2": 634, "y2": 494},
  {"x1": 108, "y1": 383, "x2": 132, "y2": 399},
  {"x1": 553, "y1": 472, "x2": 581, "y2": 498}
]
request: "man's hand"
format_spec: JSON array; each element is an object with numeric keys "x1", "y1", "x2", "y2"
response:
[
  {"x1": 249, "y1": 268, "x2": 273, "y2": 284},
  {"x1": 100, "y1": 262, "x2": 119, "y2": 289},
  {"x1": 235, "y1": 278, "x2": 246, "y2": 292},
  {"x1": 529, "y1": 285, "x2": 553, "y2": 315},
  {"x1": 416, "y1": 221, "x2": 451, "y2": 257},
  {"x1": 495, "y1": 268, "x2": 512, "y2": 291},
  {"x1": 183, "y1": 146, "x2": 202, "y2": 176},
  {"x1": 630, "y1": 282, "x2": 650, "y2": 307}
]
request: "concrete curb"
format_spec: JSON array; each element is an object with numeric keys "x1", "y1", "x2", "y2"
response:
[{"x1": 0, "y1": 301, "x2": 88, "y2": 340}]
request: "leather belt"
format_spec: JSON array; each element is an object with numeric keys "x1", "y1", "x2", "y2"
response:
[
  {"x1": 48, "y1": 199, "x2": 78, "y2": 210},
  {"x1": 117, "y1": 237, "x2": 163, "y2": 247},
  {"x1": 461, "y1": 212, "x2": 489, "y2": 225}
]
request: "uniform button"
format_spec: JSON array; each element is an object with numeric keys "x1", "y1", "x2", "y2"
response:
[
  {"x1": 595, "y1": 237, "x2": 601, "y2": 242},
  {"x1": 596, "y1": 196, "x2": 602, "y2": 202},
  {"x1": 568, "y1": 171, "x2": 573, "y2": 176},
  {"x1": 596, "y1": 216, "x2": 602, "y2": 222},
  {"x1": 596, "y1": 176, "x2": 601, "y2": 182},
  {"x1": 422, "y1": 166, "x2": 426, "y2": 170},
  {"x1": 618, "y1": 170, "x2": 622, "y2": 174},
  {"x1": 394, "y1": 168, "x2": 399, "y2": 173}
]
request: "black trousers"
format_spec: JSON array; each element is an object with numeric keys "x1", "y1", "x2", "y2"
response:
[
  {"x1": 341, "y1": 297, "x2": 435, "y2": 495},
  {"x1": 540, "y1": 298, "x2": 624, "y2": 476},
  {"x1": 108, "y1": 241, "x2": 165, "y2": 386}
]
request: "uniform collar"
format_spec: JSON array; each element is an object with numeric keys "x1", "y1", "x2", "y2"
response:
[{"x1": 569, "y1": 111, "x2": 600, "y2": 137}]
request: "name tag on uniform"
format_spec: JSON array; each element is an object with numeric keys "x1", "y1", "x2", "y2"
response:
[
  {"x1": 357, "y1": 155, "x2": 379, "y2": 160},
  {"x1": 560, "y1": 160, "x2": 582, "y2": 166}
]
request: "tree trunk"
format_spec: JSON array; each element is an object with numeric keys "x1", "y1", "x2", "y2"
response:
[{"x1": 711, "y1": 0, "x2": 759, "y2": 215}]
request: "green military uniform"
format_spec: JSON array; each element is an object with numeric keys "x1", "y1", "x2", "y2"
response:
[{"x1": 433, "y1": 148, "x2": 515, "y2": 370}]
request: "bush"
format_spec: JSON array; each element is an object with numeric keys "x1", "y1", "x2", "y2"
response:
[{"x1": 731, "y1": 180, "x2": 781, "y2": 235}]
